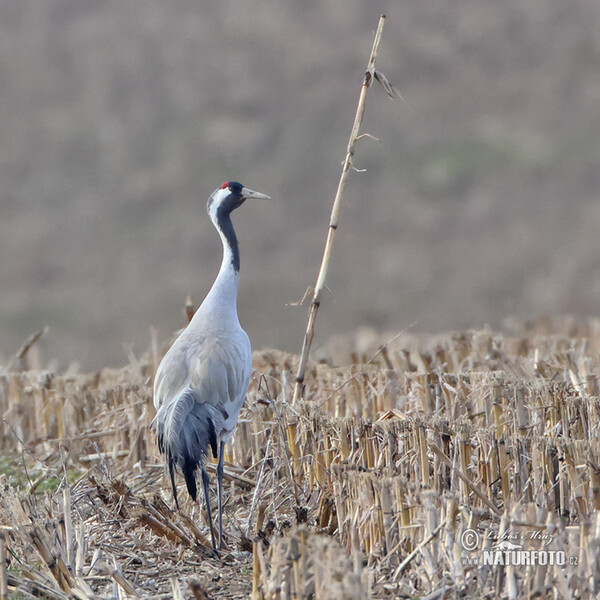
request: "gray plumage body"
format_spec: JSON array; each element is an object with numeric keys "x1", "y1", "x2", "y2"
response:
[
  {"x1": 151, "y1": 181, "x2": 268, "y2": 550},
  {"x1": 153, "y1": 327, "x2": 251, "y2": 500}
]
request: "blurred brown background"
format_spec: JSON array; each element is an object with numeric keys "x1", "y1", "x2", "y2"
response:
[{"x1": 1, "y1": 1, "x2": 599, "y2": 370}]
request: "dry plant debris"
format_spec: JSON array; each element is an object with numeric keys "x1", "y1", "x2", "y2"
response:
[{"x1": 2, "y1": 319, "x2": 600, "y2": 598}]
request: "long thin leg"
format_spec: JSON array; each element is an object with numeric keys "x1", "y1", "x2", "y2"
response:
[
  {"x1": 201, "y1": 466, "x2": 217, "y2": 551},
  {"x1": 217, "y1": 440, "x2": 225, "y2": 550}
]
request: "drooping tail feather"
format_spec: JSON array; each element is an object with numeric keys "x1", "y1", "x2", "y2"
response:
[{"x1": 153, "y1": 388, "x2": 224, "y2": 505}]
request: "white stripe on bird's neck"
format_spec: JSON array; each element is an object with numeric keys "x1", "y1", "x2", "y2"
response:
[{"x1": 190, "y1": 212, "x2": 241, "y2": 331}]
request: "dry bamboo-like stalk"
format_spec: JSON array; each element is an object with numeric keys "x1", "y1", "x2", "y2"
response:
[
  {"x1": 429, "y1": 442, "x2": 502, "y2": 516},
  {"x1": 252, "y1": 540, "x2": 263, "y2": 600},
  {"x1": 0, "y1": 531, "x2": 7, "y2": 600},
  {"x1": 13, "y1": 327, "x2": 47, "y2": 370},
  {"x1": 184, "y1": 295, "x2": 195, "y2": 324},
  {"x1": 245, "y1": 434, "x2": 273, "y2": 538},
  {"x1": 292, "y1": 14, "x2": 390, "y2": 403},
  {"x1": 170, "y1": 577, "x2": 185, "y2": 600},
  {"x1": 107, "y1": 558, "x2": 140, "y2": 599},
  {"x1": 392, "y1": 520, "x2": 445, "y2": 581},
  {"x1": 62, "y1": 487, "x2": 75, "y2": 571}
]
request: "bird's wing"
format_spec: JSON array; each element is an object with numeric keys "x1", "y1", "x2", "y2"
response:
[
  {"x1": 153, "y1": 333, "x2": 198, "y2": 411},
  {"x1": 153, "y1": 330, "x2": 251, "y2": 431},
  {"x1": 187, "y1": 332, "x2": 251, "y2": 415}
]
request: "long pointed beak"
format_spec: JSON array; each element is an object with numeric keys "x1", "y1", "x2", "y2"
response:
[{"x1": 241, "y1": 187, "x2": 271, "y2": 200}]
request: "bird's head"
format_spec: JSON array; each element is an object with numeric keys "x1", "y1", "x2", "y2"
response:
[{"x1": 207, "y1": 181, "x2": 270, "y2": 223}]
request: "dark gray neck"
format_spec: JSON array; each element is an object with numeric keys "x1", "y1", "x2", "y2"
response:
[{"x1": 217, "y1": 209, "x2": 240, "y2": 272}]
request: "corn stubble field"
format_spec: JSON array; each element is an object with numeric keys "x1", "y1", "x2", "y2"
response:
[{"x1": 2, "y1": 318, "x2": 600, "y2": 599}]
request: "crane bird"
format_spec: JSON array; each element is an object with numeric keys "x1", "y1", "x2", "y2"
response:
[{"x1": 152, "y1": 181, "x2": 270, "y2": 551}]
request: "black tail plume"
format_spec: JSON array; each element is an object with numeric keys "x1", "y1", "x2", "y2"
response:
[{"x1": 154, "y1": 388, "x2": 224, "y2": 505}]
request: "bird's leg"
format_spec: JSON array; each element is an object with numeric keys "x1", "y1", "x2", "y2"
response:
[
  {"x1": 201, "y1": 466, "x2": 217, "y2": 551},
  {"x1": 217, "y1": 440, "x2": 225, "y2": 550}
]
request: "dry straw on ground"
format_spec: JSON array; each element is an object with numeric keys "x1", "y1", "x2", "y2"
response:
[{"x1": 2, "y1": 316, "x2": 600, "y2": 598}]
